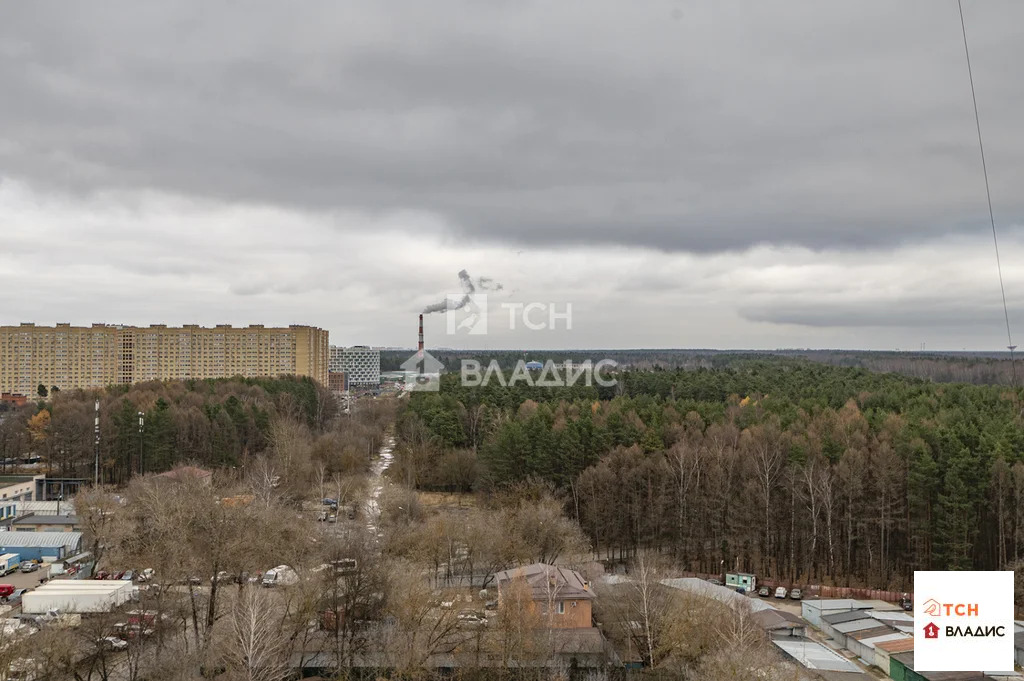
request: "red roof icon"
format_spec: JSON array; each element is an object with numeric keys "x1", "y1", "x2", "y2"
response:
[{"x1": 924, "y1": 622, "x2": 939, "y2": 639}]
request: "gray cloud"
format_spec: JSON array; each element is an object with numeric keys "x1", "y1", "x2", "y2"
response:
[
  {"x1": 739, "y1": 299, "x2": 1018, "y2": 329},
  {"x1": 4, "y1": 1, "x2": 1024, "y2": 254}
]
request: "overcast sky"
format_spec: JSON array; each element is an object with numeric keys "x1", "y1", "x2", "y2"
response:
[{"x1": 3, "y1": 1, "x2": 1024, "y2": 351}]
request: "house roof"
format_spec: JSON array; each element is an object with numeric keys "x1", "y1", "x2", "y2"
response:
[
  {"x1": 801, "y1": 598, "x2": 869, "y2": 612},
  {"x1": 823, "y1": 610, "x2": 876, "y2": 625},
  {"x1": 752, "y1": 608, "x2": 805, "y2": 631},
  {"x1": 0, "y1": 530, "x2": 81, "y2": 548},
  {"x1": 772, "y1": 638, "x2": 862, "y2": 672},
  {"x1": 833, "y1": 618, "x2": 882, "y2": 634},
  {"x1": 660, "y1": 577, "x2": 776, "y2": 613},
  {"x1": 875, "y1": 637, "x2": 915, "y2": 654},
  {"x1": 493, "y1": 563, "x2": 595, "y2": 601},
  {"x1": 12, "y1": 515, "x2": 79, "y2": 525},
  {"x1": 848, "y1": 625, "x2": 897, "y2": 641}
]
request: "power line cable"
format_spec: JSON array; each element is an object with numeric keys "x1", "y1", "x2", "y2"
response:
[{"x1": 957, "y1": 0, "x2": 1017, "y2": 386}]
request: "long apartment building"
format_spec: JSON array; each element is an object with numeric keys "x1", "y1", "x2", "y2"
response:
[{"x1": 0, "y1": 323, "x2": 329, "y2": 394}]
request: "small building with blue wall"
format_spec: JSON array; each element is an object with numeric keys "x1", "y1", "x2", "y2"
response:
[{"x1": 0, "y1": 531, "x2": 82, "y2": 562}]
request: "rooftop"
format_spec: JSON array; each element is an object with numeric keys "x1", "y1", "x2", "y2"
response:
[
  {"x1": 802, "y1": 598, "x2": 870, "y2": 611},
  {"x1": 822, "y1": 610, "x2": 876, "y2": 625},
  {"x1": 833, "y1": 618, "x2": 884, "y2": 634},
  {"x1": 848, "y1": 625, "x2": 898, "y2": 641},
  {"x1": 0, "y1": 531, "x2": 82, "y2": 548},
  {"x1": 660, "y1": 577, "x2": 777, "y2": 613},
  {"x1": 493, "y1": 563, "x2": 595, "y2": 601},
  {"x1": 12, "y1": 515, "x2": 79, "y2": 525},
  {"x1": 751, "y1": 608, "x2": 805, "y2": 631},
  {"x1": 0, "y1": 476, "x2": 35, "y2": 485},
  {"x1": 772, "y1": 638, "x2": 862, "y2": 672},
  {"x1": 875, "y1": 637, "x2": 915, "y2": 654}
]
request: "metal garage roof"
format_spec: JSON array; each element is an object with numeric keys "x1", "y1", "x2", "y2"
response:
[
  {"x1": 0, "y1": 531, "x2": 81, "y2": 547},
  {"x1": 773, "y1": 639, "x2": 863, "y2": 672}
]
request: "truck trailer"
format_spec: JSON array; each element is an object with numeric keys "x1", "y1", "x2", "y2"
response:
[
  {"x1": 0, "y1": 553, "x2": 20, "y2": 575},
  {"x1": 21, "y1": 580, "x2": 135, "y2": 614}
]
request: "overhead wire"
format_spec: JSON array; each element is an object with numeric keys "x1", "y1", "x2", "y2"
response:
[{"x1": 956, "y1": 0, "x2": 1017, "y2": 387}]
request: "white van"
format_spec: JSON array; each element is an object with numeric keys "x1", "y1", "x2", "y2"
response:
[{"x1": 774, "y1": 586, "x2": 788, "y2": 599}]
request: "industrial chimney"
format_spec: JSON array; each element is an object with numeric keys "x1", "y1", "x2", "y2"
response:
[{"x1": 418, "y1": 314, "x2": 424, "y2": 354}]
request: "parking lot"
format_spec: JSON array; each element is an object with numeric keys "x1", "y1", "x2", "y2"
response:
[{"x1": 1, "y1": 563, "x2": 52, "y2": 590}]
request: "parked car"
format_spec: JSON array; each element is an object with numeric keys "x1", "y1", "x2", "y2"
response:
[
  {"x1": 121, "y1": 570, "x2": 134, "y2": 581},
  {"x1": 98, "y1": 636, "x2": 128, "y2": 651},
  {"x1": 0, "y1": 584, "x2": 15, "y2": 600},
  {"x1": 789, "y1": 588, "x2": 803, "y2": 600},
  {"x1": 457, "y1": 611, "x2": 488, "y2": 628},
  {"x1": 331, "y1": 558, "x2": 358, "y2": 575},
  {"x1": 774, "y1": 586, "x2": 788, "y2": 599},
  {"x1": 20, "y1": 562, "x2": 39, "y2": 573},
  {"x1": 114, "y1": 623, "x2": 154, "y2": 640},
  {"x1": 137, "y1": 568, "x2": 155, "y2": 582},
  {"x1": 8, "y1": 589, "x2": 31, "y2": 606},
  {"x1": 262, "y1": 565, "x2": 297, "y2": 587},
  {"x1": 757, "y1": 586, "x2": 771, "y2": 597}
]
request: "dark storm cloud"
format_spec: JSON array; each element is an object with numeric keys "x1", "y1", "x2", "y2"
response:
[
  {"x1": 3, "y1": 1, "x2": 1024, "y2": 253},
  {"x1": 739, "y1": 298, "x2": 1021, "y2": 329}
]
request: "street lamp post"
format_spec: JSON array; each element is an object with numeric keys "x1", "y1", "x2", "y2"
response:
[
  {"x1": 137, "y1": 411, "x2": 145, "y2": 475},
  {"x1": 93, "y1": 399, "x2": 100, "y2": 486}
]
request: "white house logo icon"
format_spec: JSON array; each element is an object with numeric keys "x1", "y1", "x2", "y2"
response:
[
  {"x1": 923, "y1": 599, "x2": 942, "y2": 617},
  {"x1": 400, "y1": 350, "x2": 444, "y2": 392}
]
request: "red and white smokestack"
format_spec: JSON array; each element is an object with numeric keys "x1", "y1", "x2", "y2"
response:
[{"x1": 418, "y1": 314, "x2": 424, "y2": 354}]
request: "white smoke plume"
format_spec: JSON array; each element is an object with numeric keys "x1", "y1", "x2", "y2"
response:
[{"x1": 422, "y1": 269, "x2": 503, "y2": 314}]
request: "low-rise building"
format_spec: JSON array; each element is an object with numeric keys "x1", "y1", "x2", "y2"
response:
[
  {"x1": 493, "y1": 563, "x2": 595, "y2": 629},
  {"x1": 9, "y1": 513, "x2": 80, "y2": 533},
  {"x1": 844, "y1": 626, "x2": 908, "y2": 666},
  {"x1": 751, "y1": 608, "x2": 807, "y2": 638},
  {"x1": 660, "y1": 577, "x2": 777, "y2": 613},
  {"x1": 874, "y1": 637, "x2": 914, "y2": 674},
  {"x1": 801, "y1": 598, "x2": 870, "y2": 629},
  {"x1": 0, "y1": 530, "x2": 81, "y2": 562},
  {"x1": 772, "y1": 638, "x2": 869, "y2": 679},
  {"x1": 724, "y1": 572, "x2": 756, "y2": 592}
]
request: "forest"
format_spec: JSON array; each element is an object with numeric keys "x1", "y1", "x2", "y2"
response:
[
  {"x1": 0, "y1": 376, "x2": 375, "y2": 488},
  {"x1": 396, "y1": 358, "x2": 1024, "y2": 590},
  {"x1": 381, "y1": 348, "x2": 1022, "y2": 385}
]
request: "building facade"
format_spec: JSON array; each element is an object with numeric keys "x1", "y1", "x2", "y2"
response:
[
  {"x1": 0, "y1": 323, "x2": 329, "y2": 393},
  {"x1": 328, "y1": 346, "x2": 380, "y2": 386}
]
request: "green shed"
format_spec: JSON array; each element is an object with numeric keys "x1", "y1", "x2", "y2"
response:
[{"x1": 724, "y1": 572, "x2": 756, "y2": 591}]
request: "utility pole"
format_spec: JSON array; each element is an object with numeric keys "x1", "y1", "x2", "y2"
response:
[
  {"x1": 94, "y1": 399, "x2": 100, "y2": 486},
  {"x1": 137, "y1": 411, "x2": 145, "y2": 475}
]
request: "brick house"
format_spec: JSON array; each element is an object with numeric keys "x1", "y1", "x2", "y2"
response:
[{"x1": 493, "y1": 563, "x2": 595, "y2": 629}]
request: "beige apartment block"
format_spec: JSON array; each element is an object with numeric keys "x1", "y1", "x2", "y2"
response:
[{"x1": 0, "y1": 323, "x2": 329, "y2": 395}]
